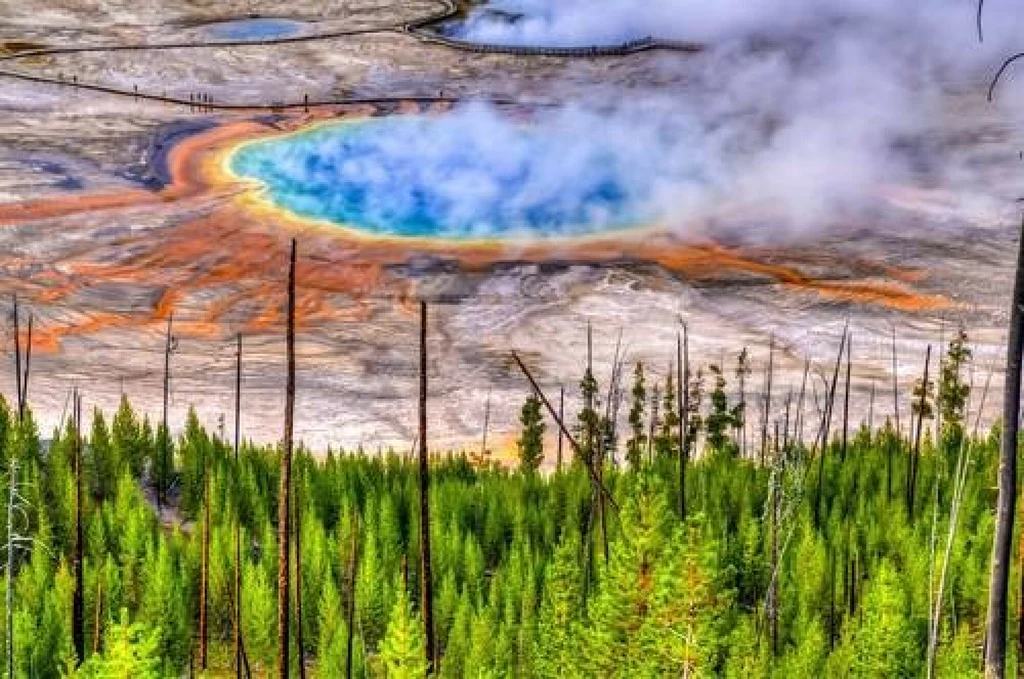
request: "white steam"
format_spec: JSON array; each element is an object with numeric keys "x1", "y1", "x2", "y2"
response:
[{"x1": 280, "y1": 0, "x2": 1024, "y2": 243}]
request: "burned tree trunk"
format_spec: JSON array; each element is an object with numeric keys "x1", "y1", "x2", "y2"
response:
[
  {"x1": 294, "y1": 483, "x2": 306, "y2": 679},
  {"x1": 985, "y1": 217, "x2": 1024, "y2": 679},
  {"x1": 795, "y1": 359, "x2": 809, "y2": 447},
  {"x1": 868, "y1": 380, "x2": 875, "y2": 435},
  {"x1": 557, "y1": 386, "x2": 564, "y2": 472},
  {"x1": 841, "y1": 334, "x2": 852, "y2": 462},
  {"x1": 510, "y1": 352, "x2": 616, "y2": 505},
  {"x1": 5, "y1": 459, "x2": 14, "y2": 679},
  {"x1": 277, "y1": 239, "x2": 297, "y2": 679},
  {"x1": 234, "y1": 332, "x2": 244, "y2": 679},
  {"x1": 585, "y1": 321, "x2": 606, "y2": 565},
  {"x1": 417, "y1": 301, "x2": 436, "y2": 672},
  {"x1": 892, "y1": 325, "x2": 901, "y2": 441},
  {"x1": 72, "y1": 390, "x2": 84, "y2": 665},
  {"x1": 199, "y1": 443, "x2": 210, "y2": 670},
  {"x1": 908, "y1": 345, "x2": 931, "y2": 523},
  {"x1": 160, "y1": 313, "x2": 174, "y2": 511},
  {"x1": 814, "y1": 327, "x2": 848, "y2": 526},
  {"x1": 770, "y1": 476, "x2": 780, "y2": 655},
  {"x1": 762, "y1": 336, "x2": 774, "y2": 465},
  {"x1": 20, "y1": 314, "x2": 30, "y2": 419},
  {"x1": 480, "y1": 389, "x2": 491, "y2": 462},
  {"x1": 679, "y1": 326, "x2": 690, "y2": 521},
  {"x1": 12, "y1": 295, "x2": 21, "y2": 423}
]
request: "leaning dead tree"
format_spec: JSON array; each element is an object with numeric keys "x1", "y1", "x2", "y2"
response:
[
  {"x1": 278, "y1": 239, "x2": 297, "y2": 679},
  {"x1": 510, "y1": 351, "x2": 618, "y2": 511},
  {"x1": 418, "y1": 300, "x2": 437, "y2": 672},
  {"x1": 985, "y1": 217, "x2": 1024, "y2": 679}
]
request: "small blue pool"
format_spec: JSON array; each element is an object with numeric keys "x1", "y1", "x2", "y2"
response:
[{"x1": 206, "y1": 18, "x2": 305, "y2": 42}]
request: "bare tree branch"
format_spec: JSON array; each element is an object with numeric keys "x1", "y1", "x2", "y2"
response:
[{"x1": 988, "y1": 52, "x2": 1024, "y2": 101}]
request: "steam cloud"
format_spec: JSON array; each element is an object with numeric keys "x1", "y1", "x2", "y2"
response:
[
  {"x1": 246, "y1": 0, "x2": 1024, "y2": 243},
  {"x1": 231, "y1": 107, "x2": 714, "y2": 239}
]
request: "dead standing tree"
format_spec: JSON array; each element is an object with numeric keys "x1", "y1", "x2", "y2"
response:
[
  {"x1": 761, "y1": 337, "x2": 774, "y2": 465},
  {"x1": 679, "y1": 323, "x2": 690, "y2": 521},
  {"x1": 907, "y1": 345, "x2": 932, "y2": 523},
  {"x1": 418, "y1": 300, "x2": 437, "y2": 672},
  {"x1": 19, "y1": 315, "x2": 30, "y2": 423},
  {"x1": 277, "y1": 239, "x2": 297, "y2": 679},
  {"x1": 973, "y1": 10, "x2": 1024, "y2": 672},
  {"x1": 199, "y1": 414, "x2": 212, "y2": 670},
  {"x1": 72, "y1": 390, "x2": 84, "y2": 665},
  {"x1": 984, "y1": 217, "x2": 1024, "y2": 679},
  {"x1": 841, "y1": 334, "x2": 852, "y2": 462},
  {"x1": 159, "y1": 313, "x2": 177, "y2": 512},
  {"x1": 510, "y1": 351, "x2": 618, "y2": 512},
  {"x1": 12, "y1": 295, "x2": 20, "y2": 423},
  {"x1": 813, "y1": 325, "x2": 849, "y2": 526},
  {"x1": 234, "y1": 332, "x2": 246, "y2": 679},
  {"x1": 293, "y1": 477, "x2": 307, "y2": 679}
]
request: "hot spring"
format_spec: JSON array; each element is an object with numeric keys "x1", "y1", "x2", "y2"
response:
[
  {"x1": 204, "y1": 18, "x2": 306, "y2": 41},
  {"x1": 227, "y1": 110, "x2": 678, "y2": 240}
]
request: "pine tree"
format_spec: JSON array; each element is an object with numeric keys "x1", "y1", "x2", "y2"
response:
[
  {"x1": 656, "y1": 370, "x2": 680, "y2": 459},
  {"x1": 705, "y1": 365, "x2": 739, "y2": 454},
  {"x1": 439, "y1": 593, "x2": 473, "y2": 678},
  {"x1": 735, "y1": 348, "x2": 752, "y2": 457},
  {"x1": 534, "y1": 534, "x2": 584, "y2": 677},
  {"x1": 316, "y1": 575, "x2": 350, "y2": 676},
  {"x1": 583, "y1": 476, "x2": 672, "y2": 675},
  {"x1": 626, "y1": 363, "x2": 647, "y2": 471},
  {"x1": 111, "y1": 397, "x2": 144, "y2": 480},
  {"x1": 685, "y1": 369, "x2": 705, "y2": 455},
  {"x1": 139, "y1": 541, "x2": 187, "y2": 673},
  {"x1": 911, "y1": 364, "x2": 936, "y2": 426},
  {"x1": 242, "y1": 559, "x2": 277, "y2": 666},
  {"x1": 577, "y1": 365, "x2": 601, "y2": 466},
  {"x1": 75, "y1": 609, "x2": 162, "y2": 679},
  {"x1": 937, "y1": 328, "x2": 971, "y2": 446},
  {"x1": 849, "y1": 560, "x2": 919, "y2": 677},
  {"x1": 377, "y1": 583, "x2": 428, "y2": 678},
  {"x1": 517, "y1": 394, "x2": 545, "y2": 474}
]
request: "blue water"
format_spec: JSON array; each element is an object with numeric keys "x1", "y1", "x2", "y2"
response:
[
  {"x1": 229, "y1": 115, "x2": 650, "y2": 240},
  {"x1": 206, "y1": 18, "x2": 305, "y2": 41}
]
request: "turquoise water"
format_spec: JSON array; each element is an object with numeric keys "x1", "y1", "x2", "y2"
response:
[
  {"x1": 229, "y1": 115, "x2": 651, "y2": 240},
  {"x1": 206, "y1": 18, "x2": 305, "y2": 41}
]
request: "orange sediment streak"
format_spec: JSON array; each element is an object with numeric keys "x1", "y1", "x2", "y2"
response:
[{"x1": 0, "y1": 107, "x2": 949, "y2": 351}]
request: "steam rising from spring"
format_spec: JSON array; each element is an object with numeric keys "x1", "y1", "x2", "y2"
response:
[
  {"x1": 230, "y1": 110, "x2": 701, "y2": 239},
  {"x1": 237, "y1": 0, "x2": 1024, "y2": 243}
]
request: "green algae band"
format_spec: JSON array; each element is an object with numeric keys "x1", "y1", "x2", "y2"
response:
[{"x1": 228, "y1": 108, "x2": 660, "y2": 240}]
